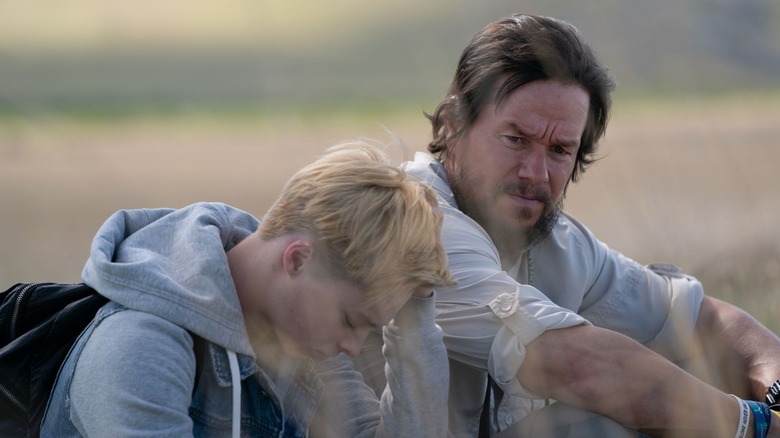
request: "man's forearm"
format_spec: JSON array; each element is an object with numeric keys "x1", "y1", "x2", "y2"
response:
[
  {"x1": 693, "y1": 296, "x2": 780, "y2": 400},
  {"x1": 518, "y1": 324, "x2": 751, "y2": 436}
]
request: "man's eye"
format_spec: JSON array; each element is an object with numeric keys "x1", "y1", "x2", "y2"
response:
[
  {"x1": 504, "y1": 135, "x2": 527, "y2": 149},
  {"x1": 553, "y1": 145, "x2": 571, "y2": 155},
  {"x1": 343, "y1": 315, "x2": 354, "y2": 328}
]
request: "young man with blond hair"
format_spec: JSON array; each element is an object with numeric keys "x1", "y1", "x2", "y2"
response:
[{"x1": 41, "y1": 141, "x2": 453, "y2": 437}]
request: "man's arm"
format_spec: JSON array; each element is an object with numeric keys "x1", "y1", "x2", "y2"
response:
[
  {"x1": 691, "y1": 295, "x2": 780, "y2": 400},
  {"x1": 518, "y1": 323, "x2": 780, "y2": 437},
  {"x1": 311, "y1": 294, "x2": 448, "y2": 438}
]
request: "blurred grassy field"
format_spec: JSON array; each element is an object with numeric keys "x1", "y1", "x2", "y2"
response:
[{"x1": 1, "y1": 93, "x2": 779, "y2": 333}]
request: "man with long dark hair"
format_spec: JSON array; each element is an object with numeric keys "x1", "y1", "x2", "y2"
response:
[{"x1": 358, "y1": 14, "x2": 780, "y2": 437}]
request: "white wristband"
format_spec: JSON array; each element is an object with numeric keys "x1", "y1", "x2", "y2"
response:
[{"x1": 731, "y1": 395, "x2": 750, "y2": 438}]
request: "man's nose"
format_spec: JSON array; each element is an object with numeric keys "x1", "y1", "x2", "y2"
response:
[{"x1": 517, "y1": 146, "x2": 549, "y2": 183}]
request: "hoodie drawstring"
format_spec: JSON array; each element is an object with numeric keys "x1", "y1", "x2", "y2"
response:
[{"x1": 227, "y1": 350, "x2": 241, "y2": 438}]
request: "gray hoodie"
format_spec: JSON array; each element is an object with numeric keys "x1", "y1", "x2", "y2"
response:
[
  {"x1": 42, "y1": 202, "x2": 450, "y2": 437},
  {"x1": 82, "y1": 202, "x2": 257, "y2": 357}
]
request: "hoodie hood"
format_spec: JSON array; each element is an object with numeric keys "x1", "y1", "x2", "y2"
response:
[{"x1": 82, "y1": 202, "x2": 260, "y2": 357}]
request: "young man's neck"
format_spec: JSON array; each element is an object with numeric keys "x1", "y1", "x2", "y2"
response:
[{"x1": 227, "y1": 233, "x2": 273, "y2": 344}]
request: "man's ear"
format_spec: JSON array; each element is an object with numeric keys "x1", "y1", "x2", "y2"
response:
[{"x1": 282, "y1": 240, "x2": 315, "y2": 276}]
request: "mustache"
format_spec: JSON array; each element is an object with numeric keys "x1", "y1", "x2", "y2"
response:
[{"x1": 499, "y1": 181, "x2": 553, "y2": 204}]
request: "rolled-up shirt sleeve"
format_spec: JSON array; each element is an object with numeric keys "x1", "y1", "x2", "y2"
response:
[{"x1": 435, "y1": 207, "x2": 589, "y2": 398}]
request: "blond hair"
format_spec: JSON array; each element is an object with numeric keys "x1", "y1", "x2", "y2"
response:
[{"x1": 259, "y1": 140, "x2": 454, "y2": 311}]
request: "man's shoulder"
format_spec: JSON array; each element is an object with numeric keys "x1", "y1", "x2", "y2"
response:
[
  {"x1": 405, "y1": 152, "x2": 459, "y2": 206},
  {"x1": 550, "y1": 212, "x2": 601, "y2": 249},
  {"x1": 528, "y1": 212, "x2": 608, "y2": 275}
]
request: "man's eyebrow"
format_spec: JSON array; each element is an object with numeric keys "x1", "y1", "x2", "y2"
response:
[
  {"x1": 558, "y1": 138, "x2": 581, "y2": 149},
  {"x1": 503, "y1": 121, "x2": 526, "y2": 134},
  {"x1": 505, "y1": 121, "x2": 580, "y2": 148}
]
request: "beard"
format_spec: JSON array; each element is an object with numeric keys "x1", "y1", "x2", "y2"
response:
[
  {"x1": 525, "y1": 192, "x2": 561, "y2": 249},
  {"x1": 450, "y1": 173, "x2": 562, "y2": 251}
]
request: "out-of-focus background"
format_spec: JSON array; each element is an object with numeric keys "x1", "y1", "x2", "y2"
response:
[{"x1": 1, "y1": 1, "x2": 779, "y2": 331}]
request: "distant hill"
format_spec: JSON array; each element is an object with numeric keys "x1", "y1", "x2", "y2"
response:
[{"x1": 1, "y1": 0, "x2": 778, "y2": 112}]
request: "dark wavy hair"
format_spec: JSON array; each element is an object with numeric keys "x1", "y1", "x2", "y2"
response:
[{"x1": 427, "y1": 14, "x2": 616, "y2": 183}]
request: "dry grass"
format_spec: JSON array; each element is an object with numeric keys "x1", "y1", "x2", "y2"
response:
[{"x1": 1, "y1": 94, "x2": 779, "y2": 332}]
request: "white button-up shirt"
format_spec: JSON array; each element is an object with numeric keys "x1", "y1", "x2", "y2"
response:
[{"x1": 404, "y1": 153, "x2": 704, "y2": 436}]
